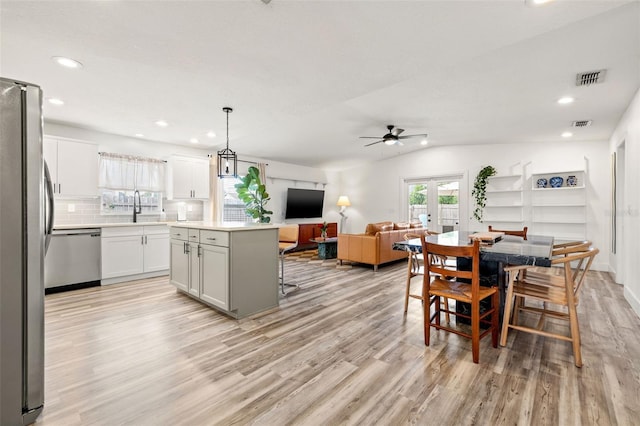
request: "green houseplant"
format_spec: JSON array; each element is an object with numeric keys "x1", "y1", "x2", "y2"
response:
[
  {"x1": 472, "y1": 165, "x2": 497, "y2": 222},
  {"x1": 234, "y1": 166, "x2": 273, "y2": 223}
]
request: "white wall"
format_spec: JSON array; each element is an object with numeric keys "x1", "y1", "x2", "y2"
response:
[
  {"x1": 609, "y1": 88, "x2": 640, "y2": 317},
  {"x1": 337, "y1": 140, "x2": 610, "y2": 271}
]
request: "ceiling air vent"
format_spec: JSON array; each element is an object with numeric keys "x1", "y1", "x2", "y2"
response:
[
  {"x1": 576, "y1": 69, "x2": 606, "y2": 86},
  {"x1": 572, "y1": 120, "x2": 592, "y2": 128}
]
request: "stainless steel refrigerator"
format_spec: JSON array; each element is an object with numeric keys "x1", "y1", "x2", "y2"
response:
[{"x1": 1, "y1": 77, "x2": 54, "y2": 425}]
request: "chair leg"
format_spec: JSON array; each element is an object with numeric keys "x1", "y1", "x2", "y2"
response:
[
  {"x1": 568, "y1": 302, "x2": 583, "y2": 367},
  {"x1": 423, "y1": 281, "x2": 431, "y2": 347},
  {"x1": 404, "y1": 257, "x2": 414, "y2": 314},
  {"x1": 443, "y1": 297, "x2": 450, "y2": 323},
  {"x1": 491, "y1": 291, "x2": 499, "y2": 348},
  {"x1": 280, "y1": 250, "x2": 299, "y2": 295},
  {"x1": 500, "y1": 278, "x2": 516, "y2": 347},
  {"x1": 471, "y1": 299, "x2": 480, "y2": 364}
]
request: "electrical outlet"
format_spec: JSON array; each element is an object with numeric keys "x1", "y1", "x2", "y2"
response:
[
  {"x1": 187, "y1": 205, "x2": 193, "y2": 212},
  {"x1": 67, "y1": 204, "x2": 75, "y2": 212}
]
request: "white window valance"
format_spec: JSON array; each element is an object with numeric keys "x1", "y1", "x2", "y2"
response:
[{"x1": 99, "y1": 152, "x2": 165, "y2": 191}]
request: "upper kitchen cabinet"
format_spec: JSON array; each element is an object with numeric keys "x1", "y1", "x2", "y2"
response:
[
  {"x1": 166, "y1": 155, "x2": 210, "y2": 200},
  {"x1": 44, "y1": 137, "x2": 98, "y2": 197}
]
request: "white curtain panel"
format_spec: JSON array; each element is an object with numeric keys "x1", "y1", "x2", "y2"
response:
[{"x1": 99, "y1": 153, "x2": 165, "y2": 191}]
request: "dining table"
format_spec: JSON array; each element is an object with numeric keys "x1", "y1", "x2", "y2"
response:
[{"x1": 393, "y1": 230, "x2": 554, "y2": 321}]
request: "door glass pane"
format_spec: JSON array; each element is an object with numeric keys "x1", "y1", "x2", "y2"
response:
[
  {"x1": 437, "y1": 181, "x2": 459, "y2": 232},
  {"x1": 408, "y1": 183, "x2": 428, "y2": 226}
]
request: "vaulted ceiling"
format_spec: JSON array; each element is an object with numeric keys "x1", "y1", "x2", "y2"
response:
[{"x1": 1, "y1": 1, "x2": 638, "y2": 170}]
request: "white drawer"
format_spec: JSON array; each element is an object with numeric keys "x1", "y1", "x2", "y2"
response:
[
  {"x1": 144, "y1": 224, "x2": 169, "y2": 235},
  {"x1": 199, "y1": 230, "x2": 229, "y2": 247},
  {"x1": 102, "y1": 226, "x2": 143, "y2": 237},
  {"x1": 188, "y1": 229, "x2": 200, "y2": 242},
  {"x1": 170, "y1": 227, "x2": 189, "y2": 241}
]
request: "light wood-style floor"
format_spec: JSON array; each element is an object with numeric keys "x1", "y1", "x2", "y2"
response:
[{"x1": 38, "y1": 260, "x2": 640, "y2": 425}]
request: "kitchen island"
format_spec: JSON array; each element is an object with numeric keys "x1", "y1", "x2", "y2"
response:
[{"x1": 169, "y1": 222, "x2": 279, "y2": 319}]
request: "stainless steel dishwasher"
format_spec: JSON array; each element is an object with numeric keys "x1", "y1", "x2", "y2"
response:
[{"x1": 44, "y1": 228, "x2": 101, "y2": 293}]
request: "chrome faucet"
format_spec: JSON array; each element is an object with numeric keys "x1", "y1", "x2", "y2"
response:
[{"x1": 133, "y1": 190, "x2": 141, "y2": 223}]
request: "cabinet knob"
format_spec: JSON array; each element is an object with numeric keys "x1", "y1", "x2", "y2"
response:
[{"x1": 206, "y1": 237, "x2": 216, "y2": 241}]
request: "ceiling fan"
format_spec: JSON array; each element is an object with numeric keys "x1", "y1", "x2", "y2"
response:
[{"x1": 360, "y1": 125, "x2": 428, "y2": 147}]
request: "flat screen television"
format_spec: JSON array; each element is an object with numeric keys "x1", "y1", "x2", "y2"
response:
[{"x1": 285, "y1": 188, "x2": 325, "y2": 219}]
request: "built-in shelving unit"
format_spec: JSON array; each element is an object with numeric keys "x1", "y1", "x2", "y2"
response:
[
  {"x1": 530, "y1": 169, "x2": 586, "y2": 242},
  {"x1": 483, "y1": 174, "x2": 524, "y2": 226}
]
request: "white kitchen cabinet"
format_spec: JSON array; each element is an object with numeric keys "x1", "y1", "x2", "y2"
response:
[
  {"x1": 169, "y1": 239, "x2": 189, "y2": 292},
  {"x1": 101, "y1": 225, "x2": 170, "y2": 284},
  {"x1": 101, "y1": 233, "x2": 144, "y2": 279},
  {"x1": 200, "y1": 241, "x2": 229, "y2": 311},
  {"x1": 44, "y1": 136, "x2": 98, "y2": 197},
  {"x1": 168, "y1": 156, "x2": 209, "y2": 200},
  {"x1": 169, "y1": 225, "x2": 278, "y2": 319}
]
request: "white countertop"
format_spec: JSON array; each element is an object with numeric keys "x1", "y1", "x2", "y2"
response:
[
  {"x1": 54, "y1": 221, "x2": 282, "y2": 231},
  {"x1": 53, "y1": 222, "x2": 171, "y2": 230},
  {"x1": 169, "y1": 221, "x2": 280, "y2": 231}
]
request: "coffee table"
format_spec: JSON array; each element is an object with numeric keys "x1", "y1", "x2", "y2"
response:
[{"x1": 310, "y1": 237, "x2": 338, "y2": 259}]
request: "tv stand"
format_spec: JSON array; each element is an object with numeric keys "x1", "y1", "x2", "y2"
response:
[{"x1": 297, "y1": 222, "x2": 337, "y2": 250}]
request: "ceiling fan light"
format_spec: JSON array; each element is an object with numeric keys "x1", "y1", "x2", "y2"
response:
[{"x1": 384, "y1": 140, "x2": 395, "y2": 146}]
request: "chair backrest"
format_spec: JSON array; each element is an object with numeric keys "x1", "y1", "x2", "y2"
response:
[
  {"x1": 552, "y1": 240, "x2": 591, "y2": 256},
  {"x1": 488, "y1": 225, "x2": 528, "y2": 240},
  {"x1": 550, "y1": 246, "x2": 599, "y2": 296},
  {"x1": 278, "y1": 224, "x2": 299, "y2": 243},
  {"x1": 422, "y1": 236, "x2": 480, "y2": 293}
]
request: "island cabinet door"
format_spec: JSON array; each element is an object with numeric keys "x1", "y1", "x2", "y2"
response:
[
  {"x1": 188, "y1": 242, "x2": 200, "y2": 297},
  {"x1": 200, "y1": 244, "x2": 229, "y2": 311},
  {"x1": 169, "y1": 239, "x2": 189, "y2": 292}
]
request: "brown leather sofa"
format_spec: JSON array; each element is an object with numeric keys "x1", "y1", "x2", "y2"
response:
[{"x1": 337, "y1": 221, "x2": 425, "y2": 271}]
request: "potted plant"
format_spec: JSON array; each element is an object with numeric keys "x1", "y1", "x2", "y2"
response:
[
  {"x1": 318, "y1": 221, "x2": 329, "y2": 239},
  {"x1": 472, "y1": 165, "x2": 497, "y2": 222},
  {"x1": 234, "y1": 166, "x2": 273, "y2": 223}
]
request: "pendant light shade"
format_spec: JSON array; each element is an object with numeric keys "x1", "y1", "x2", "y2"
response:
[{"x1": 217, "y1": 106, "x2": 237, "y2": 178}]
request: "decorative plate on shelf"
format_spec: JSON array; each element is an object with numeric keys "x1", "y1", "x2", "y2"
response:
[
  {"x1": 536, "y1": 178, "x2": 547, "y2": 188},
  {"x1": 567, "y1": 175, "x2": 578, "y2": 186},
  {"x1": 549, "y1": 176, "x2": 564, "y2": 188}
]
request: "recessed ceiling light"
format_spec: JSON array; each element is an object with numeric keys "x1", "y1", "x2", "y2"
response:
[
  {"x1": 420, "y1": 139, "x2": 428, "y2": 146},
  {"x1": 190, "y1": 138, "x2": 199, "y2": 144},
  {"x1": 526, "y1": 0, "x2": 554, "y2": 5},
  {"x1": 47, "y1": 98, "x2": 64, "y2": 106},
  {"x1": 52, "y1": 56, "x2": 83, "y2": 69},
  {"x1": 206, "y1": 131, "x2": 216, "y2": 138},
  {"x1": 135, "y1": 133, "x2": 144, "y2": 138},
  {"x1": 562, "y1": 132, "x2": 573, "y2": 138},
  {"x1": 155, "y1": 120, "x2": 168, "y2": 127},
  {"x1": 557, "y1": 96, "x2": 575, "y2": 105}
]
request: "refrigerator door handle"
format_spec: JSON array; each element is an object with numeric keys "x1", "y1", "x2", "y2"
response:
[{"x1": 44, "y1": 161, "x2": 55, "y2": 254}]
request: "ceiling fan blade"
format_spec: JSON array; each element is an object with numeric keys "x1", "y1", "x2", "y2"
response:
[
  {"x1": 364, "y1": 140, "x2": 384, "y2": 147},
  {"x1": 360, "y1": 136, "x2": 383, "y2": 139},
  {"x1": 392, "y1": 128, "x2": 405, "y2": 136},
  {"x1": 397, "y1": 133, "x2": 428, "y2": 139}
]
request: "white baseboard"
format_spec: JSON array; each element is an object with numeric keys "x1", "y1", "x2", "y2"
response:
[
  {"x1": 624, "y1": 286, "x2": 640, "y2": 319},
  {"x1": 101, "y1": 270, "x2": 168, "y2": 285}
]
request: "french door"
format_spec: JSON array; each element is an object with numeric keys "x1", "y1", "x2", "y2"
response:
[{"x1": 405, "y1": 175, "x2": 464, "y2": 233}]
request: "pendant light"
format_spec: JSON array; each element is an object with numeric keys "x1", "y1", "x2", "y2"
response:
[{"x1": 217, "y1": 106, "x2": 237, "y2": 178}]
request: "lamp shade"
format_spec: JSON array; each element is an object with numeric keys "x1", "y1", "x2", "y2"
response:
[{"x1": 337, "y1": 196, "x2": 351, "y2": 207}]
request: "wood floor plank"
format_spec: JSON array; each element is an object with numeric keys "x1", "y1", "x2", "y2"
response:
[{"x1": 36, "y1": 259, "x2": 640, "y2": 425}]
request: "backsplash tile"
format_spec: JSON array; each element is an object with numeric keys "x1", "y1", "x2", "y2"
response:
[{"x1": 53, "y1": 198, "x2": 204, "y2": 225}]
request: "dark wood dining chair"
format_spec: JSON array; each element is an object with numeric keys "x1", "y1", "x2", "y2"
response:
[
  {"x1": 487, "y1": 225, "x2": 528, "y2": 240},
  {"x1": 500, "y1": 244, "x2": 599, "y2": 367},
  {"x1": 420, "y1": 235, "x2": 499, "y2": 364}
]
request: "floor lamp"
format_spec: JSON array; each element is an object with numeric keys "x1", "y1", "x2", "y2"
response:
[{"x1": 337, "y1": 195, "x2": 351, "y2": 233}]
